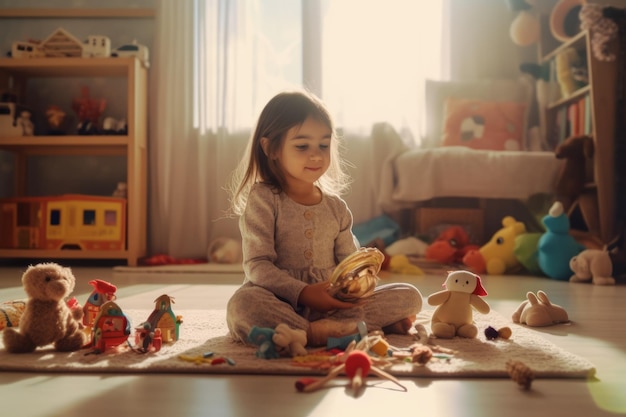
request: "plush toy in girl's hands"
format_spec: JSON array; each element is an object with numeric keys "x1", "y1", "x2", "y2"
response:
[
  {"x1": 427, "y1": 270, "x2": 490, "y2": 339},
  {"x1": 3, "y1": 263, "x2": 87, "y2": 353}
]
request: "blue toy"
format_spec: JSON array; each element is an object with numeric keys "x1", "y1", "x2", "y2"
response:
[
  {"x1": 247, "y1": 326, "x2": 280, "y2": 359},
  {"x1": 537, "y1": 202, "x2": 585, "y2": 280}
]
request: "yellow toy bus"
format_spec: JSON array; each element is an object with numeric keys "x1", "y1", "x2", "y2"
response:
[{"x1": 0, "y1": 194, "x2": 126, "y2": 251}]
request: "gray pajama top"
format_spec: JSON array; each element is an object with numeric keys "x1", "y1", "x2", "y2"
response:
[{"x1": 240, "y1": 182, "x2": 358, "y2": 309}]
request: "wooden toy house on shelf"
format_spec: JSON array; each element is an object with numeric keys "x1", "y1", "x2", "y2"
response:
[{"x1": 0, "y1": 194, "x2": 127, "y2": 252}]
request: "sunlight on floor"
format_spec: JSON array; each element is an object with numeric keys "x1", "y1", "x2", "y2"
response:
[{"x1": 3, "y1": 374, "x2": 140, "y2": 416}]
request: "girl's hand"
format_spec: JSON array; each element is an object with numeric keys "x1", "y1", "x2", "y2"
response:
[{"x1": 298, "y1": 281, "x2": 355, "y2": 312}]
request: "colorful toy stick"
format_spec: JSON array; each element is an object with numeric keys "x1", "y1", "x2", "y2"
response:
[{"x1": 295, "y1": 350, "x2": 407, "y2": 393}]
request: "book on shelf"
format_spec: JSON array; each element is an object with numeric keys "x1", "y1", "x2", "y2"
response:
[{"x1": 550, "y1": 94, "x2": 592, "y2": 149}]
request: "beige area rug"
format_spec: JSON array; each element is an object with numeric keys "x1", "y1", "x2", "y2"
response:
[
  {"x1": 113, "y1": 263, "x2": 244, "y2": 274},
  {"x1": 0, "y1": 309, "x2": 595, "y2": 379}
]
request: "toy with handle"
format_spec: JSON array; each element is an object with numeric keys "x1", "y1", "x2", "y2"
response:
[{"x1": 295, "y1": 350, "x2": 406, "y2": 393}]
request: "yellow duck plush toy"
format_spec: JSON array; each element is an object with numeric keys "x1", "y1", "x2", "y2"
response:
[{"x1": 427, "y1": 270, "x2": 490, "y2": 339}]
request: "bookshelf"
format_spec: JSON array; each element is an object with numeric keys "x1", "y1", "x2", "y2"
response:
[
  {"x1": 538, "y1": 7, "x2": 619, "y2": 244},
  {"x1": 0, "y1": 57, "x2": 147, "y2": 265}
]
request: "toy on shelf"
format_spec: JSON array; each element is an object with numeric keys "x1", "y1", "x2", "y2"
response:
[
  {"x1": 2, "y1": 263, "x2": 87, "y2": 353},
  {"x1": 72, "y1": 86, "x2": 106, "y2": 135},
  {"x1": 45, "y1": 105, "x2": 71, "y2": 135},
  {"x1": 512, "y1": 290, "x2": 569, "y2": 327},
  {"x1": 0, "y1": 194, "x2": 127, "y2": 251},
  {"x1": 111, "y1": 39, "x2": 150, "y2": 68},
  {"x1": 142, "y1": 294, "x2": 182, "y2": 343},
  {"x1": 569, "y1": 249, "x2": 615, "y2": 285},
  {"x1": 537, "y1": 201, "x2": 585, "y2": 280},
  {"x1": 90, "y1": 300, "x2": 131, "y2": 352},
  {"x1": 462, "y1": 216, "x2": 527, "y2": 275},
  {"x1": 507, "y1": 0, "x2": 540, "y2": 47},
  {"x1": 10, "y1": 40, "x2": 44, "y2": 58},
  {"x1": 41, "y1": 28, "x2": 83, "y2": 57},
  {"x1": 83, "y1": 279, "x2": 118, "y2": 327},
  {"x1": 82, "y1": 35, "x2": 111, "y2": 58},
  {"x1": 102, "y1": 116, "x2": 128, "y2": 135},
  {"x1": 295, "y1": 349, "x2": 406, "y2": 393},
  {"x1": 0, "y1": 102, "x2": 26, "y2": 137},
  {"x1": 427, "y1": 270, "x2": 490, "y2": 339}
]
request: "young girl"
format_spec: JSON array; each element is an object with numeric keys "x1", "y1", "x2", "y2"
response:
[{"x1": 226, "y1": 90, "x2": 422, "y2": 347}]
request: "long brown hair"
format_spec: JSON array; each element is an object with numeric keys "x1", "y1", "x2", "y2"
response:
[{"x1": 227, "y1": 90, "x2": 350, "y2": 215}]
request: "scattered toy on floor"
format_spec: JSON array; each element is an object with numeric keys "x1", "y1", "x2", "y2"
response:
[
  {"x1": 295, "y1": 349, "x2": 407, "y2": 393},
  {"x1": 208, "y1": 237, "x2": 243, "y2": 264},
  {"x1": 2, "y1": 263, "x2": 87, "y2": 353},
  {"x1": 484, "y1": 325, "x2": 512, "y2": 340},
  {"x1": 569, "y1": 249, "x2": 615, "y2": 285},
  {"x1": 89, "y1": 300, "x2": 131, "y2": 353},
  {"x1": 506, "y1": 359, "x2": 534, "y2": 390},
  {"x1": 511, "y1": 290, "x2": 569, "y2": 327},
  {"x1": 463, "y1": 216, "x2": 526, "y2": 275},
  {"x1": 272, "y1": 323, "x2": 308, "y2": 357},
  {"x1": 83, "y1": 279, "x2": 118, "y2": 327},
  {"x1": 425, "y1": 225, "x2": 479, "y2": 265},
  {"x1": 427, "y1": 270, "x2": 490, "y2": 339},
  {"x1": 537, "y1": 201, "x2": 585, "y2": 281}
]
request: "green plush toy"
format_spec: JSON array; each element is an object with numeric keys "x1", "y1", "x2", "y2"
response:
[{"x1": 513, "y1": 232, "x2": 544, "y2": 276}]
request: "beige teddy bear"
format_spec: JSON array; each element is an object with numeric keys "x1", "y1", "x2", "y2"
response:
[
  {"x1": 428, "y1": 270, "x2": 490, "y2": 339},
  {"x1": 3, "y1": 263, "x2": 87, "y2": 353}
]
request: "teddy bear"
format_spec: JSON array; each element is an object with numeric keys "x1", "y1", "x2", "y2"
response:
[
  {"x1": 427, "y1": 270, "x2": 490, "y2": 339},
  {"x1": 569, "y1": 249, "x2": 615, "y2": 285},
  {"x1": 2, "y1": 263, "x2": 87, "y2": 353}
]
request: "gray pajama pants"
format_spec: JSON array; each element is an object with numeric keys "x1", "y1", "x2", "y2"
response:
[{"x1": 226, "y1": 281, "x2": 423, "y2": 344}]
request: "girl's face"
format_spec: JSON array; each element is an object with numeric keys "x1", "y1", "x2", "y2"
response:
[{"x1": 274, "y1": 116, "x2": 332, "y2": 189}]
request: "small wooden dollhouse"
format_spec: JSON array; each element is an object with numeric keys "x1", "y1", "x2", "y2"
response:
[{"x1": 144, "y1": 294, "x2": 181, "y2": 343}]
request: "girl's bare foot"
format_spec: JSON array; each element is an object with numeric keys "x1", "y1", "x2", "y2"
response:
[{"x1": 382, "y1": 315, "x2": 416, "y2": 335}]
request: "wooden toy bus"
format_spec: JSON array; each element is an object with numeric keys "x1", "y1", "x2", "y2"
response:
[{"x1": 0, "y1": 194, "x2": 126, "y2": 251}]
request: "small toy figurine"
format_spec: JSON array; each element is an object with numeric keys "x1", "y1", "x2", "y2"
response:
[
  {"x1": 83, "y1": 279, "x2": 118, "y2": 327},
  {"x1": 45, "y1": 105, "x2": 70, "y2": 135},
  {"x1": 2, "y1": 263, "x2": 87, "y2": 353},
  {"x1": 248, "y1": 326, "x2": 280, "y2": 359},
  {"x1": 133, "y1": 321, "x2": 162, "y2": 353},
  {"x1": 427, "y1": 270, "x2": 490, "y2": 339}
]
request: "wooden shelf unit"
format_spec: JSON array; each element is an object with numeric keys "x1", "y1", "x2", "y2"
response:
[
  {"x1": 538, "y1": 8, "x2": 619, "y2": 244},
  {"x1": 0, "y1": 57, "x2": 147, "y2": 265}
]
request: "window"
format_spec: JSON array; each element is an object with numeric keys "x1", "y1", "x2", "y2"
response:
[{"x1": 193, "y1": 0, "x2": 444, "y2": 143}]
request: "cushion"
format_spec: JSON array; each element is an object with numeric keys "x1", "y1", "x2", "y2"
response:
[
  {"x1": 441, "y1": 98, "x2": 527, "y2": 151},
  {"x1": 424, "y1": 77, "x2": 533, "y2": 149}
]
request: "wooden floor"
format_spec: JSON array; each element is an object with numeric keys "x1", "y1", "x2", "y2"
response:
[{"x1": 0, "y1": 263, "x2": 625, "y2": 417}]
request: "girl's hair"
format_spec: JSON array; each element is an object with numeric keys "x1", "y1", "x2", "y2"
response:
[{"x1": 227, "y1": 90, "x2": 350, "y2": 215}]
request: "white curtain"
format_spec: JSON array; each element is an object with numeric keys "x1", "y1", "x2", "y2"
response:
[{"x1": 150, "y1": 0, "x2": 446, "y2": 258}]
